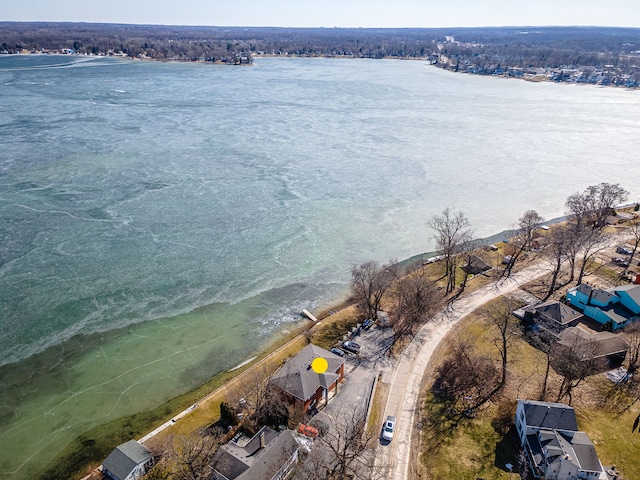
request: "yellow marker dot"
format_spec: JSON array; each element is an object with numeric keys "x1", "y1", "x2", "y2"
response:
[{"x1": 311, "y1": 357, "x2": 328, "y2": 374}]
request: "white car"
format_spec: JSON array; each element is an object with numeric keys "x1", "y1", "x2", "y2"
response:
[{"x1": 382, "y1": 415, "x2": 396, "y2": 441}]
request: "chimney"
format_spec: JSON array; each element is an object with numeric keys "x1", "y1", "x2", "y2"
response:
[{"x1": 259, "y1": 431, "x2": 266, "y2": 449}]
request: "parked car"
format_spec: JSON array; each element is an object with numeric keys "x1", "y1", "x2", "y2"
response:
[
  {"x1": 330, "y1": 347, "x2": 345, "y2": 357},
  {"x1": 341, "y1": 341, "x2": 361, "y2": 354},
  {"x1": 612, "y1": 257, "x2": 630, "y2": 267},
  {"x1": 298, "y1": 423, "x2": 319, "y2": 438},
  {"x1": 381, "y1": 415, "x2": 396, "y2": 441},
  {"x1": 617, "y1": 246, "x2": 633, "y2": 255},
  {"x1": 362, "y1": 318, "x2": 374, "y2": 330}
]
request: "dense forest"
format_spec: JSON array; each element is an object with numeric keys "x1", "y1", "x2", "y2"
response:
[{"x1": 2, "y1": 23, "x2": 640, "y2": 85}]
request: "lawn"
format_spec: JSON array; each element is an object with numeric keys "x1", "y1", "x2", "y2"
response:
[{"x1": 417, "y1": 296, "x2": 640, "y2": 480}]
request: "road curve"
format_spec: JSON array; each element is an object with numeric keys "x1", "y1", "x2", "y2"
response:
[{"x1": 376, "y1": 263, "x2": 549, "y2": 480}]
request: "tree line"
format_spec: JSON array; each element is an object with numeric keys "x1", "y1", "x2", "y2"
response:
[
  {"x1": 2, "y1": 23, "x2": 640, "y2": 80},
  {"x1": 351, "y1": 182, "x2": 640, "y2": 411}
]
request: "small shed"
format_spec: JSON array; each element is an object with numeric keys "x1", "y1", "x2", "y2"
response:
[
  {"x1": 103, "y1": 440, "x2": 154, "y2": 480},
  {"x1": 461, "y1": 256, "x2": 492, "y2": 275}
]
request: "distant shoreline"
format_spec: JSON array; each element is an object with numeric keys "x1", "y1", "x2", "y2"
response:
[{"x1": 3, "y1": 50, "x2": 639, "y2": 90}]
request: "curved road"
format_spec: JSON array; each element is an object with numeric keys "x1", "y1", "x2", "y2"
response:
[{"x1": 376, "y1": 263, "x2": 549, "y2": 479}]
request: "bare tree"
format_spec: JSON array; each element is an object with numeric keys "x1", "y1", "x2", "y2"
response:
[
  {"x1": 227, "y1": 363, "x2": 276, "y2": 416},
  {"x1": 564, "y1": 223, "x2": 611, "y2": 285},
  {"x1": 552, "y1": 337, "x2": 605, "y2": 405},
  {"x1": 252, "y1": 387, "x2": 290, "y2": 431},
  {"x1": 517, "y1": 447, "x2": 531, "y2": 480},
  {"x1": 524, "y1": 328, "x2": 555, "y2": 401},
  {"x1": 486, "y1": 298, "x2": 520, "y2": 388},
  {"x1": 432, "y1": 336, "x2": 502, "y2": 416},
  {"x1": 624, "y1": 323, "x2": 640, "y2": 378},
  {"x1": 566, "y1": 182, "x2": 629, "y2": 230},
  {"x1": 390, "y1": 265, "x2": 441, "y2": 346},
  {"x1": 295, "y1": 406, "x2": 380, "y2": 480},
  {"x1": 428, "y1": 208, "x2": 472, "y2": 295},
  {"x1": 503, "y1": 210, "x2": 544, "y2": 277},
  {"x1": 542, "y1": 225, "x2": 571, "y2": 300},
  {"x1": 623, "y1": 220, "x2": 640, "y2": 275},
  {"x1": 458, "y1": 237, "x2": 484, "y2": 292},
  {"x1": 158, "y1": 429, "x2": 223, "y2": 480},
  {"x1": 351, "y1": 261, "x2": 396, "y2": 321}
]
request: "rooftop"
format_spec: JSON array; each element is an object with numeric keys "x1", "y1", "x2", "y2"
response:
[
  {"x1": 518, "y1": 399, "x2": 578, "y2": 432},
  {"x1": 269, "y1": 343, "x2": 344, "y2": 401}
]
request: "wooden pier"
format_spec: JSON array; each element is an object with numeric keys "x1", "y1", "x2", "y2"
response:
[{"x1": 302, "y1": 309, "x2": 318, "y2": 322}]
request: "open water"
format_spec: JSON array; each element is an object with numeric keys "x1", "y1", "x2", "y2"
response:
[{"x1": 1, "y1": 54, "x2": 640, "y2": 478}]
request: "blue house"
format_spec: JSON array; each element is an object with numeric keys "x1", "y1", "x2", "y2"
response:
[
  {"x1": 611, "y1": 285, "x2": 640, "y2": 315},
  {"x1": 566, "y1": 284, "x2": 640, "y2": 330}
]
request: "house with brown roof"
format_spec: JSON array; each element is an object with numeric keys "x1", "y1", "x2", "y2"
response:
[
  {"x1": 515, "y1": 399, "x2": 607, "y2": 480},
  {"x1": 269, "y1": 344, "x2": 345, "y2": 414}
]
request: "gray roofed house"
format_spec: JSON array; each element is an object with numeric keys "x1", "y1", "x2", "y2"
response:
[
  {"x1": 557, "y1": 327, "x2": 628, "y2": 367},
  {"x1": 516, "y1": 400, "x2": 578, "y2": 434},
  {"x1": 611, "y1": 284, "x2": 640, "y2": 315},
  {"x1": 515, "y1": 400, "x2": 607, "y2": 479},
  {"x1": 211, "y1": 426, "x2": 299, "y2": 480},
  {"x1": 269, "y1": 343, "x2": 345, "y2": 413},
  {"x1": 574, "y1": 284, "x2": 617, "y2": 306},
  {"x1": 102, "y1": 440, "x2": 154, "y2": 480},
  {"x1": 461, "y1": 255, "x2": 492, "y2": 275},
  {"x1": 532, "y1": 301, "x2": 584, "y2": 332}
]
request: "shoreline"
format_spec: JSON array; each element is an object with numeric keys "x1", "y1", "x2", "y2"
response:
[
  {"x1": 31, "y1": 220, "x2": 560, "y2": 479},
  {"x1": 26, "y1": 205, "x2": 640, "y2": 479},
  {"x1": 4, "y1": 52, "x2": 639, "y2": 90}
]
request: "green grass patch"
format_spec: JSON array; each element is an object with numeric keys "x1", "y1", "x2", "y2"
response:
[
  {"x1": 366, "y1": 376, "x2": 388, "y2": 443},
  {"x1": 420, "y1": 392, "x2": 519, "y2": 479},
  {"x1": 309, "y1": 306, "x2": 360, "y2": 350}
]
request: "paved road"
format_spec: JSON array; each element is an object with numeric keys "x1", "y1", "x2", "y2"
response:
[{"x1": 376, "y1": 263, "x2": 549, "y2": 480}]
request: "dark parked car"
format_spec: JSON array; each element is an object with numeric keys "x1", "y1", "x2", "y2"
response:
[
  {"x1": 612, "y1": 257, "x2": 629, "y2": 267},
  {"x1": 330, "y1": 347, "x2": 345, "y2": 357},
  {"x1": 363, "y1": 318, "x2": 374, "y2": 330},
  {"x1": 617, "y1": 246, "x2": 633, "y2": 255}
]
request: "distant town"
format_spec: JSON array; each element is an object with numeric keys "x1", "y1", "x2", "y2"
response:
[{"x1": 2, "y1": 23, "x2": 640, "y2": 87}]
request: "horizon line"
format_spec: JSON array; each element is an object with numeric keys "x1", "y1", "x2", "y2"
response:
[{"x1": 2, "y1": 21, "x2": 639, "y2": 30}]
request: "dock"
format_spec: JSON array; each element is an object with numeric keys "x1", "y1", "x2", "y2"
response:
[{"x1": 302, "y1": 309, "x2": 318, "y2": 322}]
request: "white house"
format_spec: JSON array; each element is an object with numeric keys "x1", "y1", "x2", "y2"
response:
[{"x1": 515, "y1": 399, "x2": 607, "y2": 480}]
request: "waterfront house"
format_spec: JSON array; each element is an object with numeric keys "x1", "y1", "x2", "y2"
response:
[
  {"x1": 566, "y1": 284, "x2": 640, "y2": 330},
  {"x1": 269, "y1": 343, "x2": 345, "y2": 414},
  {"x1": 515, "y1": 399, "x2": 607, "y2": 480},
  {"x1": 102, "y1": 440, "x2": 154, "y2": 480},
  {"x1": 211, "y1": 426, "x2": 299, "y2": 480}
]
